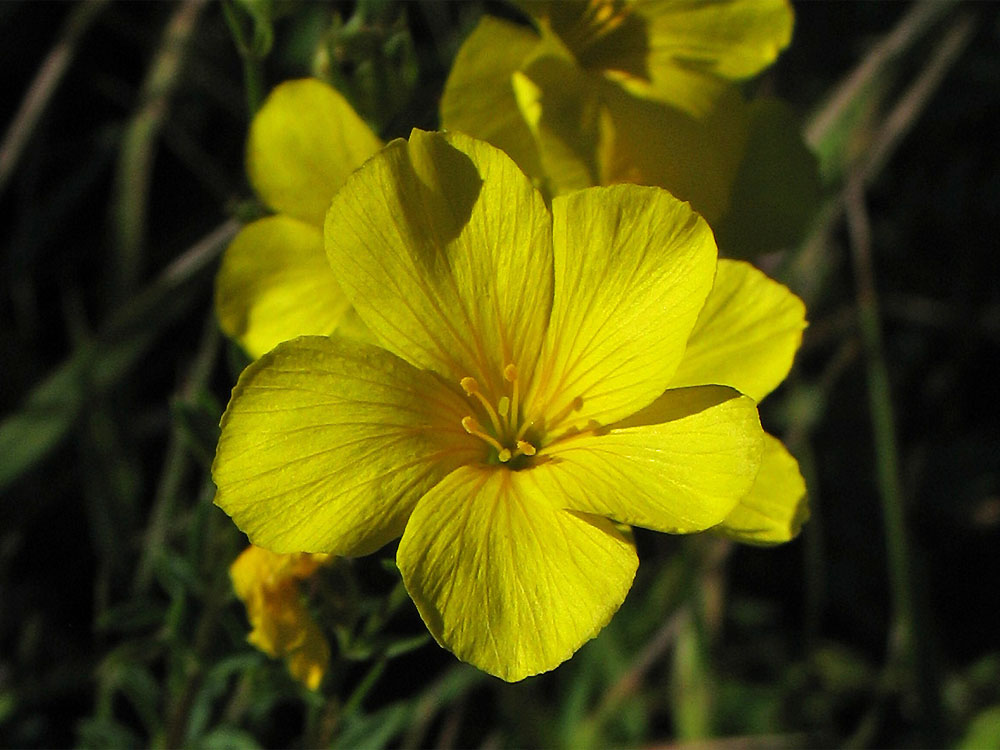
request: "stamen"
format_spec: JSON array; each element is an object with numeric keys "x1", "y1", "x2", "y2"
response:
[
  {"x1": 459, "y1": 363, "x2": 539, "y2": 466},
  {"x1": 461, "y1": 376, "x2": 503, "y2": 435},
  {"x1": 547, "y1": 395, "x2": 585, "y2": 432},
  {"x1": 462, "y1": 416, "x2": 505, "y2": 454},
  {"x1": 504, "y1": 363, "x2": 520, "y2": 435},
  {"x1": 516, "y1": 440, "x2": 536, "y2": 457}
]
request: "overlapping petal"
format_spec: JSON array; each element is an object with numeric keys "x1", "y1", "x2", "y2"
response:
[
  {"x1": 522, "y1": 0, "x2": 791, "y2": 118},
  {"x1": 529, "y1": 185, "x2": 716, "y2": 431},
  {"x1": 213, "y1": 336, "x2": 479, "y2": 556},
  {"x1": 511, "y1": 53, "x2": 603, "y2": 195},
  {"x1": 248, "y1": 78, "x2": 382, "y2": 226},
  {"x1": 637, "y1": 0, "x2": 794, "y2": 82},
  {"x1": 670, "y1": 259, "x2": 806, "y2": 402},
  {"x1": 506, "y1": 34, "x2": 747, "y2": 217},
  {"x1": 397, "y1": 464, "x2": 638, "y2": 682},
  {"x1": 715, "y1": 433, "x2": 808, "y2": 545},
  {"x1": 215, "y1": 216, "x2": 349, "y2": 358},
  {"x1": 596, "y1": 81, "x2": 748, "y2": 222},
  {"x1": 440, "y1": 15, "x2": 546, "y2": 184},
  {"x1": 325, "y1": 130, "x2": 553, "y2": 391},
  {"x1": 531, "y1": 386, "x2": 764, "y2": 533}
]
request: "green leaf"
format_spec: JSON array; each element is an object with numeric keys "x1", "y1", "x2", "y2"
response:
[
  {"x1": 96, "y1": 599, "x2": 168, "y2": 634},
  {"x1": 334, "y1": 702, "x2": 411, "y2": 750},
  {"x1": 171, "y1": 391, "x2": 223, "y2": 468},
  {"x1": 0, "y1": 350, "x2": 91, "y2": 492},
  {"x1": 187, "y1": 655, "x2": 263, "y2": 744},
  {"x1": 714, "y1": 98, "x2": 822, "y2": 258},
  {"x1": 958, "y1": 705, "x2": 1000, "y2": 750},
  {"x1": 76, "y1": 716, "x2": 142, "y2": 750},
  {"x1": 196, "y1": 726, "x2": 263, "y2": 750},
  {"x1": 231, "y1": 0, "x2": 274, "y2": 56}
]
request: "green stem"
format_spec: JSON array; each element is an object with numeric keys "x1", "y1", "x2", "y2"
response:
[
  {"x1": 221, "y1": 0, "x2": 265, "y2": 116},
  {"x1": 111, "y1": 0, "x2": 208, "y2": 301},
  {"x1": 0, "y1": 0, "x2": 109, "y2": 196},
  {"x1": 805, "y1": 0, "x2": 956, "y2": 148},
  {"x1": 845, "y1": 180, "x2": 939, "y2": 738},
  {"x1": 671, "y1": 538, "x2": 719, "y2": 740},
  {"x1": 133, "y1": 315, "x2": 221, "y2": 593}
]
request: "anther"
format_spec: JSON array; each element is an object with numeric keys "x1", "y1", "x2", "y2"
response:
[
  {"x1": 498, "y1": 448, "x2": 513, "y2": 463},
  {"x1": 516, "y1": 440, "x2": 536, "y2": 457},
  {"x1": 497, "y1": 396, "x2": 510, "y2": 418},
  {"x1": 503, "y1": 364, "x2": 518, "y2": 382},
  {"x1": 460, "y1": 377, "x2": 480, "y2": 396},
  {"x1": 547, "y1": 395, "x2": 585, "y2": 433}
]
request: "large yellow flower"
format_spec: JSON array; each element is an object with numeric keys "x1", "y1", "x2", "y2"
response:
[
  {"x1": 215, "y1": 79, "x2": 382, "y2": 358},
  {"x1": 230, "y1": 545, "x2": 333, "y2": 690},
  {"x1": 441, "y1": 0, "x2": 793, "y2": 223},
  {"x1": 213, "y1": 130, "x2": 805, "y2": 681}
]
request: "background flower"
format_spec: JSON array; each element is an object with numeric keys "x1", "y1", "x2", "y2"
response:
[
  {"x1": 215, "y1": 78, "x2": 381, "y2": 358},
  {"x1": 441, "y1": 0, "x2": 818, "y2": 256},
  {"x1": 230, "y1": 545, "x2": 332, "y2": 690}
]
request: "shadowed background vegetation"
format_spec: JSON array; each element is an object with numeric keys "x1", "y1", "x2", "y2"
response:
[{"x1": 1, "y1": 1, "x2": 999, "y2": 747}]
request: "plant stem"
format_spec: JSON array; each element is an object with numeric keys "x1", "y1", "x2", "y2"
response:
[
  {"x1": 111, "y1": 0, "x2": 208, "y2": 300},
  {"x1": 805, "y1": 0, "x2": 956, "y2": 149},
  {"x1": 133, "y1": 314, "x2": 221, "y2": 594},
  {"x1": 0, "y1": 0, "x2": 109, "y2": 196},
  {"x1": 845, "y1": 179, "x2": 939, "y2": 738}
]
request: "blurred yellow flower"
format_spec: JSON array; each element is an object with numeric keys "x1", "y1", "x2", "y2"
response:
[
  {"x1": 215, "y1": 79, "x2": 382, "y2": 358},
  {"x1": 441, "y1": 0, "x2": 793, "y2": 222},
  {"x1": 230, "y1": 545, "x2": 332, "y2": 690},
  {"x1": 213, "y1": 131, "x2": 806, "y2": 681}
]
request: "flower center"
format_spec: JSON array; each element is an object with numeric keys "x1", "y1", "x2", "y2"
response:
[
  {"x1": 558, "y1": 0, "x2": 632, "y2": 57},
  {"x1": 460, "y1": 363, "x2": 538, "y2": 465}
]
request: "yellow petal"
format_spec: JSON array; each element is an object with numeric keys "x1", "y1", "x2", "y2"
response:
[
  {"x1": 597, "y1": 80, "x2": 748, "y2": 223},
  {"x1": 669, "y1": 259, "x2": 806, "y2": 402},
  {"x1": 531, "y1": 386, "x2": 764, "y2": 533},
  {"x1": 642, "y1": 0, "x2": 793, "y2": 79},
  {"x1": 397, "y1": 465, "x2": 638, "y2": 682},
  {"x1": 715, "y1": 433, "x2": 808, "y2": 545},
  {"x1": 248, "y1": 78, "x2": 382, "y2": 226},
  {"x1": 215, "y1": 216, "x2": 350, "y2": 359},
  {"x1": 628, "y1": 0, "x2": 794, "y2": 108},
  {"x1": 324, "y1": 130, "x2": 553, "y2": 391},
  {"x1": 230, "y1": 545, "x2": 332, "y2": 690},
  {"x1": 213, "y1": 336, "x2": 479, "y2": 556},
  {"x1": 511, "y1": 54, "x2": 603, "y2": 195},
  {"x1": 440, "y1": 16, "x2": 546, "y2": 184},
  {"x1": 284, "y1": 620, "x2": 330, "y2": 691},
  {"x1": 522, "y1": 0, "x2": 791, "y2": 118},
  {"x1": 529, "y1": 185, "x2": 716, "y2": 431}
]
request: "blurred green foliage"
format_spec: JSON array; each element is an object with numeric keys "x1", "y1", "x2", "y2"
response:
[{"x1": 2, "y1": 1, "x2": 999, "y2": 748}]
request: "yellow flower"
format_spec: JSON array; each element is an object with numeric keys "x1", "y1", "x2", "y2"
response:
[
  {"x1": 441, "y1": 0, "x2": 793, "y2": 222},
  {"x1": 442, "y1": 2, "x2": 809, "y2": 538},
  {"x1": 213, "y1": 131, "x2": 805, "y2": 681},
  {"x1": 230, "y1": 545, "x2": 332, "y2": 690},
  {"x1": 215, "y1": 79, "x2": 382, "y2": 358}
]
